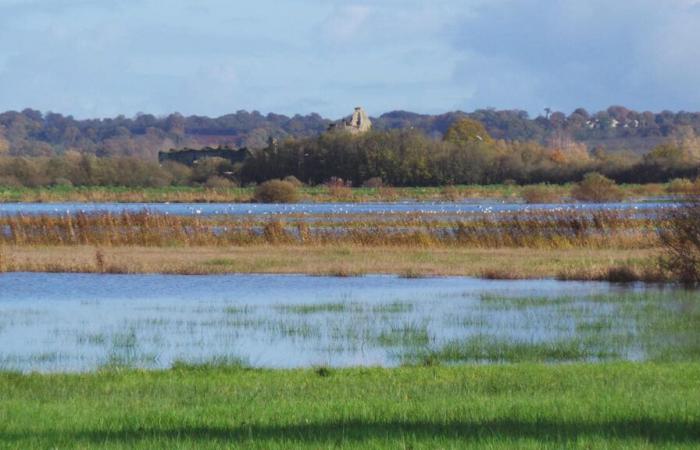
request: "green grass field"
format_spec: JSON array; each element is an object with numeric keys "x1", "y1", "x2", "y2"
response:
[{"x1": 1, "y1": 363, "x2": 698, "y2": 449}]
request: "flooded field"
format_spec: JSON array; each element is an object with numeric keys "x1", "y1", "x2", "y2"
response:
[
  {"x1": 0, "y1": 200, "x2": 672, "y2": 217},
  {"x1": 1, "y1": 273, "x2": 697, "y2": 372}
]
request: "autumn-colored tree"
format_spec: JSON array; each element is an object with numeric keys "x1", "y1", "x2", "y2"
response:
[
  {"x1": 443, "y1": 118, "x2": 492, "y2": 144},
  {"x1": 644, "y1": 144, "x2": 686, "y2": 168},
  {"x1": 0, "y1": 129, "x2": 8, "y2": 155}
]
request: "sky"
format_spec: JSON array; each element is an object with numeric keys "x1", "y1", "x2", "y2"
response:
[{"x1": 1, "y1": 0, "x2": 700, "y2": 119}]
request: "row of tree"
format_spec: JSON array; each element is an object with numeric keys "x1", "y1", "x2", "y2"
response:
[
  {"x1": 3, "y1": 106, "x2": 700, "y2": 160},
  {"x1": 242, "y1": 119, "x2": 700, "y2": 186},
  {"x1": 1, "y1": 119, "x2": 698, "y2": 188}
]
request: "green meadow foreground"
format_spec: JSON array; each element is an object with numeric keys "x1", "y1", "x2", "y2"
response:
[{"x1": 1, "y1": 364, "x2": 698, "y2": 449}]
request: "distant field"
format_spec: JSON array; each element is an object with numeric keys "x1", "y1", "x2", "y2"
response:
[
  {"x1": 1, "y1": 363, "x2": 698, "y2": 449},
  {"x1": 0, "y1": 182, "x2": 672, "y2": 203}
]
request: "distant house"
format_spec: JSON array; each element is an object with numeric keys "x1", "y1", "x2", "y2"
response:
[{"x1": 158, "y1": 146, "x2": 250, "y2": 166}]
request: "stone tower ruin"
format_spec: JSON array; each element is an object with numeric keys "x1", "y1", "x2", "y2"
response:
[{"x1": 328, "y1": 107, "x2": 372, "y2": 134}]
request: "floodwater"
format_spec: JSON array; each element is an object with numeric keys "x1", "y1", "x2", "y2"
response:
[
  {"x1": 1, "y1": 273, "x2": 695, "y2": 373},
  {"x1": 0, "y1": 201, "x2": 673, "y2": 217}
]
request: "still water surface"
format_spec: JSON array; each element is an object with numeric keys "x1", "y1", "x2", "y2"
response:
[
  {"x1": 0, "y1": 201, "x2": 672, "y2": 217},
  {"x1": 2, "y1": 273, "x2": 691, "y2": 373}
]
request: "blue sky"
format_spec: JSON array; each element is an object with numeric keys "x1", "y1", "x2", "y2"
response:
[{"x1": 1, "y1": 0, "x2": 700, "y2": 119}]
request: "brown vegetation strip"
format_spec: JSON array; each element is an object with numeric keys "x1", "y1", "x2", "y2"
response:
[
  {"x1": 0, "y1": 245, "x2": 660, "y2": 280},
  {"x1": 0, "y1": 210, "x2": 659, "y2": 249}
]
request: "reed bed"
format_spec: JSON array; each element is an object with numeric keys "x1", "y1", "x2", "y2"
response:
[{"x1": 0, "y1": 209, "x2": 660, "y2": 249}]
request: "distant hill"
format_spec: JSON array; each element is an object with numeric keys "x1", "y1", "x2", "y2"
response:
[{"x1": 1, "y1": 106, "x2": 698, "y2": 159}]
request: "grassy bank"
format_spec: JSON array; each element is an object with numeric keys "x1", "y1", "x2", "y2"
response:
[
  {"x1": 1, "y1": 363, "x2": 698, "y2": 449},
  {"x1": 0, "y1": 245, "x2": 660, "y2": 279},
  {"x1": 0, "y1": 182, "x2": 671, "y2": 203}
]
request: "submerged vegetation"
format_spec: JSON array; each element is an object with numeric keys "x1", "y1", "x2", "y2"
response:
[{"x1": 2, "y1": 284, "x2": 698, "y2": 371}]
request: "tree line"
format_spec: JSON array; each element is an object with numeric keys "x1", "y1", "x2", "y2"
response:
[
  {"x1": 242, "y1": 119, "x2": 700, "y2": 186},
  {"x1": 1, "y1": 119, "x2": 698, "y2": 188},
  {"x1": 3, "y1": 106, "x2": 700, "y2": 160}
]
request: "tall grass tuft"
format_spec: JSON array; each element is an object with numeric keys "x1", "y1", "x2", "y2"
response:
[
  {"x1": 659, "y1": 195, "x2": 700, "y2": 285},
  {"x1": 95, "y1": 248, "x2": 106, "y2": 273}
]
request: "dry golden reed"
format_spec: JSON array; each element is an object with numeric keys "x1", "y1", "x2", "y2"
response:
[{"x1": 0, "y1": 209, "x2": 659, "y2": 250}]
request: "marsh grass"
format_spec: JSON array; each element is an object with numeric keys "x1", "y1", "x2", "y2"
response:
[
  {"x1": 398, "y1": 268, "x2": 428, "y2": 278},
  {"x1": 1, "y1": 283, "x2": 699, "y2": 372},
  {"x1": 275, "y1": 303, "x2": 358, "y2": 314},
  {"x1": 402, "y1": 290, "x2": 700, "y2": 365},
  {"x1": 76, "y1": 332, "x2": 107, "y2": 345},
  {"x1": 223, "y1": 306, "x2": 255, "y2": 315},
  {"x1": 0, "y1": 208, "x2": 659, "y2": 249},
  {"x1": 405, "y1": 335, "x2": 612, "y2": 364},
  {"x1": 375, "y1": 321, "x2": 432, "y2": 347},
  {"x1": 371, "y1": 302, "x2": 413, "y2": 314},
  {"x1": 479, "y1": 293, "x2": 575, "y2": 308}
]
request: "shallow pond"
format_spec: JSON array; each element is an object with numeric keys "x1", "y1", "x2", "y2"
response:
[
  {"x1": 0, "y1": 201, "x2": 672, "y2": 217},
  {"x1": 0, "y1": 273, "x2": 697, "y2": 372}
]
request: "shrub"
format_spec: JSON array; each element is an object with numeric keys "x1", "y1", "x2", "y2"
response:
[
  {"x1": 362, "y1": 177, "x2": 384, "y2": 188},
  {"x1": 571, "y1": 172, "x2": 624, "y2": 203},
  {"x1": 162, "y1": 161, "x2": 193, "y2": 186},
  {"x1": 442, "y1": 186, "x2": 461, "y2": 202},
  {"x1": 282, "y1": 175, "x2": 303, "y2": 187},
  {"x1": 659, "y1": 196, "x2": 700, "y2": 285},
  {"x1": 205, "y1": 175, "x2": 235, "y2": 189},
  {"x1": 254, "y1": 179, "x2": 299, "y2": 203},
  {"x1": 0, "y1": 175, "x2": 23, "y2": 188},
  {"x1": 52, "y1": 177, "x2": 73, "y2": 188},
  {"x1": 521, "y1": 184, "x2": 561, "y2": 204},
  {"x1": 667, "y1": 178, "x2": 694, "y2": 194},
  {"x1": 328, "y1": 185, "x2": 352, "y2": 200},
  {"x1": 325, "y1": 177, "x2": 350, "y2": 188},
  {"x1": 191, "y1": 157, "x2": 229, "y2": 183},
  {"x1": 378, "y1": 186, "x2": 399, "y2": 200}
]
